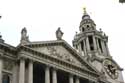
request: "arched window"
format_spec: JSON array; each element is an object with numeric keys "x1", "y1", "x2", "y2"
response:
[{"x1": 2, "y1": 74, "x2": 10, "y2": 83}]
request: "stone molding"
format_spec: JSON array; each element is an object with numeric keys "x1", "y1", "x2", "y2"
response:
[
  {"x1": 17, "y1": 46, "x2": 100, "y2": 82},
  {"x1": 0, "y1": 40, "x2": 108, "y2": 83}
]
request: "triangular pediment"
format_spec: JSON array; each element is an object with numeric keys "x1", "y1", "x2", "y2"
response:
[
  {"x1": 24, "y1": 40, "x2": 98, "y2": 73},
  {"x1": 32, "y1": 44, "x2": 83, "y2": 67}
]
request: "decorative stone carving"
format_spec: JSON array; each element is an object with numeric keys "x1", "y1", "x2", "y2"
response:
[
  {"x1": 99, "y1": 69, "x2": 107, "y2": 79},
  {"x1": 0, "y1": 33, "x2": 4, "y2": 43},
  {"x1": 46, "y1": 46, "x2": 75, "y2": 63},
  {"x1": 3, "y1": 59, "x2": 14, "y2": 71},
  {"x1": 56, "y1": 27, "x2": 63, "y2": 40},
  {"x1": 103, "y1": 59, "x2": 119, "y2": 79},
  {"x1": 47, "y1": 46, "x2": 62, "y2": 58},
  {"x1": 20, "y1": 27, "x2": 29, "y2": 45}
]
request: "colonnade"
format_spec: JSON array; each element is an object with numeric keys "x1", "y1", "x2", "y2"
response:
[{"x1": 18, "y1": 58, "x2": 81, "y2": 83}]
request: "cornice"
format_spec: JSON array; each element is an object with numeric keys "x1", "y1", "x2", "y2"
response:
[
  {"x1": 18, "y1": 40, "x2": 97, "y2": 72},
  {"x1": 0, "y1": 42, "x2": 17, "y2": 55},
  {"x1": 23, "y1": 39, "x2": 99, "y2": 73},
  {"x1": 73, "y1": 30, "x2": 108, "y2": 43}
]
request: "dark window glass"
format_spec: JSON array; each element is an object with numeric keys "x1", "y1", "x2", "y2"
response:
[
  {"x1": 88, "y1": 36, "x2": 94, "y2": 51},
  {"x1": 2, "y1": 75, "x2": 10, "y2": 83},
  {"x1": 82, "y1": 27, "x2": 85, "y2": 32},
  {"x1": 80, "y1": 41, "x2": 84, "y2": 51}
]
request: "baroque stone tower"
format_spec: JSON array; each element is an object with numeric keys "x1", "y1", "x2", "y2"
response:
[{"x1": 72, "y1": 8, "x2": 124, "y2": 83}]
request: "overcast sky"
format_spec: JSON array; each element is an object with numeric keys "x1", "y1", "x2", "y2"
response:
[{"x1": 0, "y1": 0, "x2": 125, "y2": 80}]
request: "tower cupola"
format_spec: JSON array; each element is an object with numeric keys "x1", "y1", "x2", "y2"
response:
[
  {"x1": 72, "y1": 8, "x2": 109, "y2": 60},
  {"x1": 79, "y1": 8, "x2": 96, "y2": 32}
]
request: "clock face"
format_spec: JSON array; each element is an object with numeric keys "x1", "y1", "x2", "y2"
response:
[{"x1": 103, "y1": 59, "x2": 118, "y2": 79}]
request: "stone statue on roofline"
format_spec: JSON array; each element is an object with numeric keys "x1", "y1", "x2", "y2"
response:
[
  {"x1": 20, "y1": 27, "x2": 29, "y2": 45},
  {"x1": 0, "y1": 32, "x2": 4, "y2": 43},
  {"x1": 56, "y1": 27, "x2": 64, "y2": 40},
  {"x1": 119, "y1": 0, "x2": 125, "y2": 3}
]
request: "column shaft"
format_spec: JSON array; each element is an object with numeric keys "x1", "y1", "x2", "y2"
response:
[
  {"x1": 83, "y1": 40, "x2": 87, "y2": 56},
  {"x1": 101, "y1": 41, "x2": 106, "y2": 55},
  {"x1": 69, "y1": 74, "x2": 73, "y2": 83},
  {"x1": 96, "y1": 39, "x2": 101, "y2": 53},
  {"x1": 19, "y1": 59, "x2": 25, "y2": 83},
  {"x1": 0, "y1": 58, "x2": 3, "y2": 83},
  {"x1": 75, "y1": 77, "x2": 80, "y2": 83},
  {"x1": 52, "y1": 69, "x2": 57, "y2": 83},
  {"x1": 93, "y1": 36, "x2": 97, "y2": 50},
  {"x1": 45, "y1": 66, "x2": 50, "y2": 83},
  {"x1": 105, "y1": 43, "x2": 110, "y2": 56},
  {"x1": 78, "y1": 44, "x2": 81, "y2": 52},
  {"x1": 86, "y1": 37, "x2": 90, "y2": 52},
  {"x1": 28, "y1": 60, "x2": 33, "y2": 83}
]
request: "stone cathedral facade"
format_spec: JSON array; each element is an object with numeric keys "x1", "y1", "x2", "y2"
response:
[{"x1": 0, "y1": 9, "x2": 124, "y2": 83}]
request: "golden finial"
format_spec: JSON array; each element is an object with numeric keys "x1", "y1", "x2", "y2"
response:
[{"x1": 83, "y1": 7, "x2": 87, "y2": 15}]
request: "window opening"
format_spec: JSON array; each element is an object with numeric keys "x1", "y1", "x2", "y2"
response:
[
  {"x1": 88, "y1": 36, "x2": 94, "y2": 51},
  {"x1": 2, "y1": 75, "x2": 10, "y2": 83},
  {"x1": 82, "y1": 27, "x2": 85, "y2": 32},
  {"x1": 80, "y1": 41, "x2": 84, "y2": 51},
  {"x1": 87, "y1": 25, "x2": 89, "y2": 28}
]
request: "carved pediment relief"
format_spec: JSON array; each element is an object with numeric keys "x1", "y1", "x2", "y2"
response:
[{"x1": 31, "y1": 45, "x2": 82, "y2": 66}]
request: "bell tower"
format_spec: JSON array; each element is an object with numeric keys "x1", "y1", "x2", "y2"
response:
[
  {"x1": 72, "y1": 8, "x2": 124, "y2": 83},
  {"x1": 73, "y1": 8, "x2": 110, "y2": 60}
]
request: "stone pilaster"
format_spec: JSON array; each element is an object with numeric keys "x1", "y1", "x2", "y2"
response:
[
  {"x1": 0, "y1": 58, "x2": 3, "y2": 83},
  {"x1": 75, "y1": 77, "x2": 80, "y2": 83},
  {"x1": 45, "y1": 66, "x2": 50, "y2": 83},
  {"x1": 19, "y1": 58, "x2": 25, "y2": 83},
  {"x1": 52, "y1": 68, "x2": 57, "y2": 83},
  {"x1": 28, "y1": 60, "x2": 33, "y2": 83},
  {"x1": 69, "y1": 74, "x2": 73, "y2": 83}
]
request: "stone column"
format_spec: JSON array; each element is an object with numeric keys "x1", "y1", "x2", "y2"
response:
[
  {"x1": 86, "y1": 37, "x2": 90, "y2": 52},
  {"x1": 96, "y1": 38, "x2": 101, "y2": 54},
  {"x1": 93, "y1": 36, "x2": 97, "y2": 50},
  {"x1": 78, "y1": 43, "x2": 81, "y2": 53},
  {"x1": 83, "y1": 40, "x2": 87, "y2": 55},
  {"x1": 19, "y1": 58, "x2": 25, "y2": 83},
  {"x1": 0, "y1": 58, "x2": 3, "y2": 83},
  {"x1": 45, "y1": 66, "x2": 50, "y2": 83},
  {"x1": 69, "y1": 74, "x2": 73, "y2": 83},
  {"x1": 105, "y1": 42, "x2": 110, "y2": 56},
  {"x1": 52, "y1": 68, "x2": 57, "y2": 83},
  {"x1": 28, "y1": 60, "x2": 33, "y2": 83},
  {"x1": 101, "y1": 41, "x2": 106, "y2": 56},
  {"x1": 75, "y1": 77, "x2": 80, "y2": 83}
]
